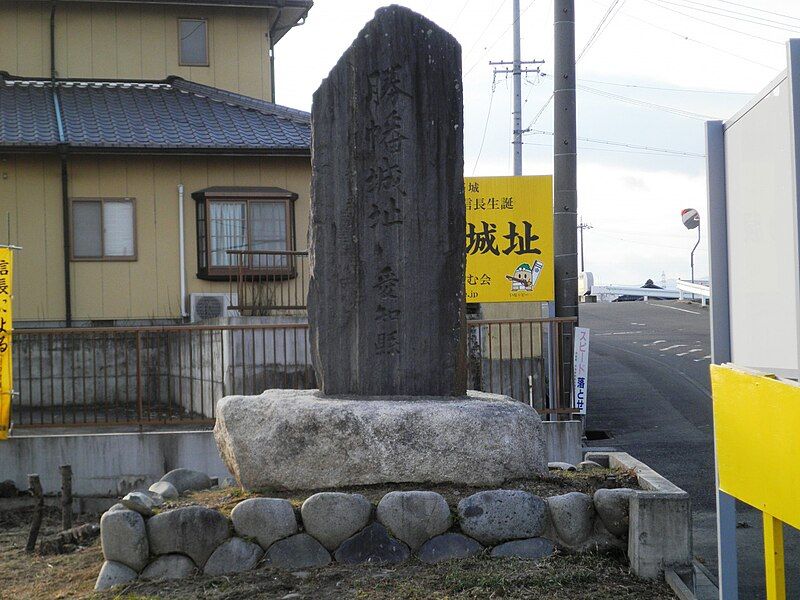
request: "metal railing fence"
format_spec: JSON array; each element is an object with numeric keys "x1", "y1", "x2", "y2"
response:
[
  {"x1": 11, "y1": 317, "x2": 575, "y2": 429},
  {"x1": 227, "y1": 250, "x2": 309, "y2": 314}
]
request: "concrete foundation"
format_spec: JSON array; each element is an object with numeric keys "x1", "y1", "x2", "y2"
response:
[
  {"x1": 0, "y1": 430, "x2": 230, "y2": 496},
  {"x1": 586, "y1": 451, "x2": 692, "y2": 579},
  {"x1": 542, "y1": 420, "x2": 582, "y2": 465}
]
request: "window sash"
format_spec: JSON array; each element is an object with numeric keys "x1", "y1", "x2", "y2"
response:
[
  {"x1": 179, "y1": 18, "x2": 209, "y2": 67},
  {"x1": 201, "y1": 198, "x2": 292, "y2": 275},
  {"x1": 71, "y1": 198, "x2": 136, "y2": 261},
  {"x1": 209, "y1": 201, "x2": 247, "y2": 267}
]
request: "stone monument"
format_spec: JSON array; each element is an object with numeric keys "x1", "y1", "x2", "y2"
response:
[
  {"x1": 215, "y1": 5, "x2": 547, "y2": 491},
  {"x1": 307, "y1": 5, "x2": 467, "y2": 397}
]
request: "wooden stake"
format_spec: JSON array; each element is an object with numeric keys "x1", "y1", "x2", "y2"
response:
[
  {"x1": 25, "y1": 474, "x2": 43, "y2": 553},
  {"x1": 60, "y1": 465, "x2": 72, "y2": 531}
]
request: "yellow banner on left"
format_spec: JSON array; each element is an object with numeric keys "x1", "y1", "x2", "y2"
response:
[{"x1": 0, "y1": 248, "x2": 12, "y2": 440}]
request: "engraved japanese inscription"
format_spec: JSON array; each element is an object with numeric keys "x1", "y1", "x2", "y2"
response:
[{"x1": 308, "y1": 5, "x2": 467, "y2": 396}]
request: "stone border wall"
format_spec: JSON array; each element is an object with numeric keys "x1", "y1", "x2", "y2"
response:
[
  {"x1": 95, "y1": 451, "x2": 691, "y2": 590},
  {"x1": 96, "y1": 486, "x2": 631, "y2": 590}
]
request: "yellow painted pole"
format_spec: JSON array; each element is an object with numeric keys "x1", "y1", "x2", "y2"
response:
[{"x1": 763, "y1": 513, "x2": 786, "y2": 600}]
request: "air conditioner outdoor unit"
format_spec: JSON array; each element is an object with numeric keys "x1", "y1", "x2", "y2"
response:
[{"x1": 189, "y1": 293, "x2": 238, "y2": 323}]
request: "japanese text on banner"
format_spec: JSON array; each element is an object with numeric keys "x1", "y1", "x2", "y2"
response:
[
  {"x1": 0, "y1": 248, "x2": 12, "y2": 440},
  {"x1": 573, "y1": 327, "x2": 590, "y2": 415},
  {"x1": 464, "y1": 176, "x2": 554, "y2": 303}
]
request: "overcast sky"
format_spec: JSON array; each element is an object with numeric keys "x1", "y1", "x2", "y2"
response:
[{"x1": 274, "y1": 0, "x2": 798, "y2": 285}]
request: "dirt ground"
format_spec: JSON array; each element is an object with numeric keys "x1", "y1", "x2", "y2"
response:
[{"x1": 0, "y1": 470, "x2": 674, "y2": 600}]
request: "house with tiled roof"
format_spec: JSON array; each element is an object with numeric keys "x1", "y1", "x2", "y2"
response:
[{"x1": 0, "y1": 0, "x2": 313, "y2": 325}]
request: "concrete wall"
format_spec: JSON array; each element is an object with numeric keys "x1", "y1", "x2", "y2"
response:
[
  {"x1": 0, "y1": 1, "x2": 275, "y2": 100},
  {"x1": 1, "y1": 154, "x2": 311, "y2": 322},
  {"x1": 542, "y1": 420, "x2": 582, "y2": 465},
  {"x1": 1, "y1": 430, "x2": 231, "y2": 496},
  {"x1": 169, "y1": 317, "x2": 315, "y2": 419}
]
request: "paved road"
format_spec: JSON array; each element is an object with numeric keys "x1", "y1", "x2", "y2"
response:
[{"x1": 580, "y1": 300, "x2": 799, "y2": 600}]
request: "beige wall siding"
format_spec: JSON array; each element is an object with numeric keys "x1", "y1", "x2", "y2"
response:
[
  {"x1": 0, "y1": 154, "x2": 310, "y2": 322},
  {"x1": 0, "y1": 2, "x2": 274, "y2": 100},
  {"x1": 0, "y1": 155, "x2": 65, "y2": 321}
]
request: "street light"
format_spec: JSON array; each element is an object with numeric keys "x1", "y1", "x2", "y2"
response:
[{"x1": 681, "y1": 208, "x2": 701, "y2": 283}]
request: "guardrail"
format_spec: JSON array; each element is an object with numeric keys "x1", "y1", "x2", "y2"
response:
[
  {"x1": 677, "y1": 279, "x2": 711, "y2": 305},
  {"x1": 591, "y1": 285, "x2": 681, "y2": 300}
]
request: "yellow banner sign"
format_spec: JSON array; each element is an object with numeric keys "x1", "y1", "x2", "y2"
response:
[
  {"x1": 464, "y1": 175, "x2": 554, "y2": 303},
  {"x1": 711, "y1": 364, "x2": 800, "y2": 531},
  {"x1": 0, "y1": 248, "x2": 11, "y2": 440}
]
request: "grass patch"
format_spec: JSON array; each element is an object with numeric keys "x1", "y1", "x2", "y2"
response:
[{"x1": 105, "y1": 552, "x2": 673, "y2": 599}]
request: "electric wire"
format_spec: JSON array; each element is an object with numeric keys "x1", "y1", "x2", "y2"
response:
[
  {"x1": 709, "y1": 0, "x2": 800, "y2": 23},
  {"x1": 609, "y1": 3, "x2": 778, "y2": 70},
  {"x1": 653, "y1": 0, "x2": 800, "y2": 33},
  {"x1": 472, "y1": 83, "x2": 498, "y2": 175},
  {"x1": 577, "y1": 84, "x2": 719, "y2": 120},
  {"x1": 577, "y1": 0, "x2": 625, "y2": 62},
  {"x1": 523, "y1": 141, "x2": 704, "y2": 158},
  {"x1": 452, "y1": 0, "x2": 474, "y2": 27},
  {"x1": 463, "y1": 0, "x2": 510, "y2": 64},
  {"x1": 463, "y1": 0, "x2": 539, "y2": 77},
  {"x1": 643, "y1": 0, "x2": 785, "y2": 45},
  {"x1": 578, "y1": 78, "x2": 755, "y2": 95},
  {"x1": 524, "y1": 130, "x2": 705, "y2": 156},
  {"x1": 524, "y1": 0, "x2": 624, "y2": 132}
]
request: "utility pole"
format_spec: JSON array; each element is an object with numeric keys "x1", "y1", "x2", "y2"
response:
[
  {"x1": 489, "y1": 0, "x2": 544, "y2": 176},
  {"x1": 554, "y1": 0, "x2": 578, "y2": 409},
  {"x1": 554, "y1": 0, "x2": 578, "y2": 320},
  {"x1": 577, "y1": 220, "x2": 592, "y2": 273}
]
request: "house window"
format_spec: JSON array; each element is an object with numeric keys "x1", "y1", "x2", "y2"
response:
[
  {"x1": 71, "y1": 198, "x2": 137, "y2": 260},
  {"x1": 179, "y1": 18, "x2": 209, "y2": 66},
  {"x1": 193, "y1": 187, "x2": 297, "y2": 279}
]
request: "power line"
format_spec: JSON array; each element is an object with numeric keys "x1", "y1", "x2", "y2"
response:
[
  {"x1": 463, "y1": 0, "x2": 510, "y2": 64},
  {"x1": 522, "y1": 141, "x2": 704, "y2": 159},
  {"x1": 643, "y1": 0, "x2": 785, "y2": 45},
  {"x1": 525, "y1": 130, "x2": 705, "y2": 156},
  {"x1": 463, "y1": 0, "x2": 539, "y2": 77},
  {"x1": 472, "y1": 83, "x2": 498, "y2": 175},
  {"x1": 612, "y1": 2, "x2": 778, "y2": 70},
  {"x1": 655, "y1": 0, "x2": 800, "y2": 33},
  {"x1": 591, "y1": 230, "x2": 696, "y2": 250},
  {"x1": 524, "y1": 0, "x2": 623, "y2": 131},
  {"x1": 578, "y1": 78, "x2": 755, "y2": 95},
  {"x1": 578, "y1": 84, "x2": 719, "y2": 120},
  {"x1": 577, "y1": 0, "x2": 625, "y2": 62},
  {"x1": 452, "y1": 0, "x2": 474, "y2": 26},
  {"x1": 709, "y1": 0, "x2": 800, "y2": 23}
]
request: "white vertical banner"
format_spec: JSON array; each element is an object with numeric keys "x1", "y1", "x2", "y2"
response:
[{"x1": 573, "y1": 327, "x2": 590, "y2": 415}]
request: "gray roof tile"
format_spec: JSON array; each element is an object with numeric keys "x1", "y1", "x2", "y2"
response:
[{"x1": 0, "y1": 74, "x2": 310, "y2": 154}]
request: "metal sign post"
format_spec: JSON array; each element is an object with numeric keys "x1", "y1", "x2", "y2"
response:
[{"x1": 681, "y1": 208, "x2": 701, "y2": 284}]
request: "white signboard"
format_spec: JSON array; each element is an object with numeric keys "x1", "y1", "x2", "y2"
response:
[{"x1": 573, "y1": 327, "x2": 590, "y2": 415}]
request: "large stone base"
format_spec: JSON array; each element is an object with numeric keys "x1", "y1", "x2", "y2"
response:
[{"x1": 214, "y1": 390, "x2": 547, "y2": 490}]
